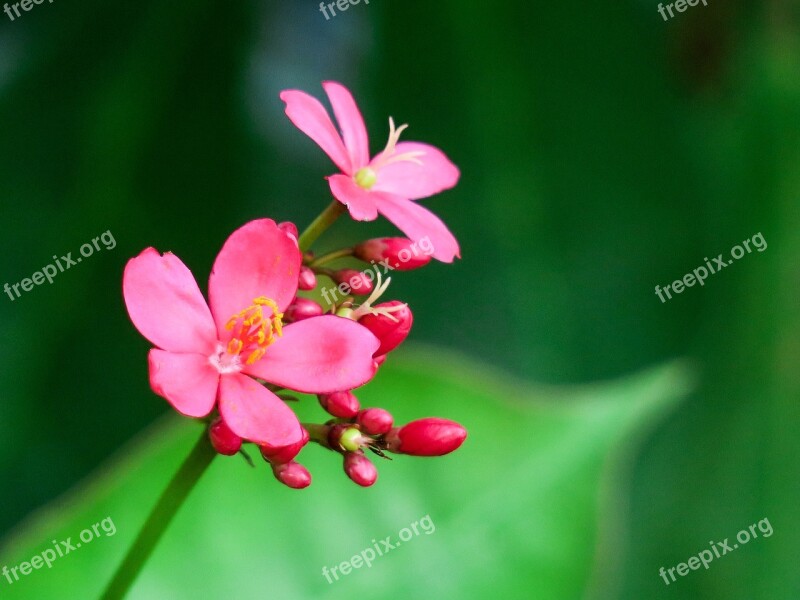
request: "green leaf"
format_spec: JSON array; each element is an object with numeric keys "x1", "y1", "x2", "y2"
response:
[{"x1": 0, "y1": 348, "x2": 692, "y2": 599}]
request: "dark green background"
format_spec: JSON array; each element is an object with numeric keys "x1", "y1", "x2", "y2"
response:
[{"x1": 0, "y1": 0, "x2": 798, "y2": 598}]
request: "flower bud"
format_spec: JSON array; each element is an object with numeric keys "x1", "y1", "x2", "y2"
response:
[
  {"x1": 208, "y1": 418, "x2": 242, "y2": 456},
  {"x1": 358, "y1": 301, "x2": 413, "y2": 356},
  {"x1": 343, "y1": 452, "x2": 378, "y2": 487},
  {"x1": 354, "y1": 237, "x2": 432, "y2": 271},
  {"x1": 318, "y1": 390, "x2": 360, "y2": 418},
  {"x1": 272, "y1": 461, "x2": 312, "y2": 489},
  {"x1": 334, "y1": 269, "x2": 374, "y2": 295},
  {"x1": 357, "y1": 408, "x2": 394, "y2": 435},
  {"x1": 328, "y1": 424, "x2": 370, "y2": 452},
  {"x1": 385, "y1": 418, "x2": 467, "y2": 456},
  {"x1": 260, "y1": 427, "x2": 310, "y2": 465},
  {"x1": 285, "y1": 297, "x2": 323, "y2": 322},
  {"x1": 298, "y1": 266, "x2": 317, "y2": 291},
  {"x1": 278, "y1": 221, "x2": 299, "y2": 239}
]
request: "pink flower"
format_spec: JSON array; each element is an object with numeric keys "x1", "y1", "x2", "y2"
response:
[
  {"x1": 280, "y1": 81, "x2": 461, "y2": 262},
  {"x1": 123, "y1": 219, "x2": 380, "y2": 447}
]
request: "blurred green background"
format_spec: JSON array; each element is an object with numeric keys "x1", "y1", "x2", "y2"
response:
[{"x1": 0, "y1": 0, "x2": 798, "y2": 598}]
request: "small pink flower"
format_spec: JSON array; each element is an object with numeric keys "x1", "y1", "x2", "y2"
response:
[
  {"x1": 123, "y1": 219, "x2": 379, "y2": 447},
  {"x1": 280, "y1": 81, "x2": 461, "y2": 262}
]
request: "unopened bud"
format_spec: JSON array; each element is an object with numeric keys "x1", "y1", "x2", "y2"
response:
[
  {"x1": 208, "y1": 418, "x2": 242, "y2": 456},
  {"x1": 278, "y1": 221, "x2": 299, "y2": 239},
  {"x1": 357, "y1": 408, "x2": 394, "y2": 435},
  {"x1": 285, "y1": 297, "x2": 323, "y2": 322},
  {"x1": 343, "y1": 452, "x2": 378, "y2": 487},
  {"x1": 272, "y1": 461, "x2": 312, "y2": 489},
  {"x1": 335, "y1": 269, "x2": 374, "y2": 295},
  {"x1": 318, "y1": 390, "x2": 360, "y2": 418},
  {"x1": 328, "y1": 424, "x2": 370, "y2": 452},
  {"x1": 385, "y1": 418, "x2": 467, "y2": 456},
  {"x1": 358, "y1": 301, "x2": 413, "y2": 356},
  {"x1": 354, "y1": 237, "x2": 432, "y2": 271},
  {"x1": 298, "y1": 266, "x2": 317, "y2": 291},
  {"x1": 260, "y1": 427, "x2": 310, "y2": 465}
]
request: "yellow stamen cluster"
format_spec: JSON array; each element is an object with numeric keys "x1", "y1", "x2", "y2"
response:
[{"x1": 225, "y1": 297, "x2": 283, "y2": 365}]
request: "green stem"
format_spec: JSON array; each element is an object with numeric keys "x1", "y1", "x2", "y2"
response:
[
  {"x1": 297, "y1": 201, "x2": 346, "y2": 253},
  {"x1": 302, "y1": 423, "x2": 332, "y2": 448},
  {"x1": 100, "y1": 430, "x2": 217, "y2": 600},
  {"x1": 308, "y1": 247, "x2": 354, "y2": 267}
]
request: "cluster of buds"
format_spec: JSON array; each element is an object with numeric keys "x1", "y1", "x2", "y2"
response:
[
  {"x1": 204, "y1": 229, "x2": 466, "y2": 489},
  {"x1": 208, "y1": 408, "x2": 466, "y2": 489},
  {"x1": 311, "y1": 411, "x2": 466, "y2": 487},
  {"x1": 283, "y1": 235, "x2": 428, "y2": 319}
]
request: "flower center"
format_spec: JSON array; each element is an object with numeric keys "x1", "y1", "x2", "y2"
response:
[
  {"x1": 354, "y1": 167, "x2": 378, "y2": 189},
  {"x1": 211, "y1": 297, "x2": 283, "y2": 373},
  {"x1": 354, "y1": 117, "x2": 426, "y2": 190}
]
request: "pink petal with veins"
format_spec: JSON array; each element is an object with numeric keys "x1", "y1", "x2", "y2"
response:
[
  {"x1": 123, "y1": 249, "x2": 217, "y2": 354},
  {"x1": 148, "y1": 349, "x2": 219, "y2": 418},
  {"x1": 245, "y1": 316, "x2": 379, "y2": 393},
  {"x1": 218, "y1": 372, "x2": 304, "y2": 447},
  {"x1": 208, "y1": 219, "x2": 301, "y2": 340},
  {"x1": 280, "y1": 89, "x2": 352, "y2": 174}
]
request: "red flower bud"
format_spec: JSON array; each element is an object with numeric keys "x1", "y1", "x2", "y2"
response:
[
  {"x1": 357, "y1": 408, "x2": 394, "y2": 435},
  {"x1": 272, "y1": 461, "x2": 312, "y2": 489},
  {"x1": 285, "y1": 297, "x2": 323, "y2": 322},
  {"x1": 260, "y1": 427, "x2": 310, "y2": 465},
  {"x1": 354, "y1": 237, "x2": 433, "y2": 271},
  {"x1": 298, "y1": 266, "x2": 317, "y2": 291},
  {"x1": 208, "y1": 418, "x2": 242, "y2": 456},
  {"x1": 385, "y1": 418, "x2": 467, "y2": 456},
  {"x1": 318, "y1": 390, "x2": 360, "y2": 418},
  {"x1": 278, "y1": 221, "x2": 299, "y2": 239},
  {"x1": 334, "y1": 269, "x2": 374, "y2": 295},
  {"x1": 343, "y1": 452, "x2": 378, "y2": 487},
  {"x1": 358, "y1": 301, "x2": 413, "y2": 356}
]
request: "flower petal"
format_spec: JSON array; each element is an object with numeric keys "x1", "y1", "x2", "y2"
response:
[
  {"x1": 218, "y1": 372, "x2": 304, "y2": 446},
  {"x1": 328, "y1": 174, "x2": 380, "y2": 221},
  {"x1": 280, "y1": 89, "x2": 352, "y2": 175},
  {"x1": 148, "y1": 350, "x2": 219, "y2": 418},
  {"x1": 208, "y1": 219, "x2": 301, "y2": 338},
  {"x1": 375, "y1": 194, "x2": 461, "y2": 263},
  {"x1": 371, "y1": 142, "x2": 460, "y2": 200},
  {"x1": 244, "y1": 316, "x2": 380, "y2": 394},
  {"x1": 123, "y1": 248, "x2": 217, "y2": 354},
  {"x1": 323, "y1": 81, "x2": 370, "y2": 170}
]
